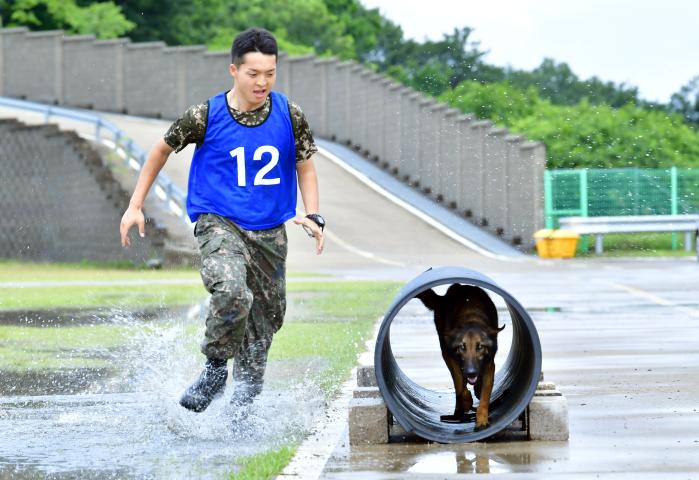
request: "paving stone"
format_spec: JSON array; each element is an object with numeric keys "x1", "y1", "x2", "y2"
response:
[
  {"x1": 528, "y1": 393, "x2": 569, "y2": 441},
  {"x1": 356, "y1": 365, "x2": 377, "y2": 387},
  {"x1": 353, "y1": 387, "x2": 382, "y2": 399},
  {"x1": 348, "y1": 397, "x2": 388, "y2": 445}
]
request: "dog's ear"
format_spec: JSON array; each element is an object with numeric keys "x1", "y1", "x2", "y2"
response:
[
  {"x1": 416, "y1": 289, "x2": 440, "y2": 311},
  {"x1": 497, "y1": 324, "x2": 506, "y2": 332}
]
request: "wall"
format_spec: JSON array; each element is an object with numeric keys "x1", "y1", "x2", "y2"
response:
[
  {"x1": 0, "y1": 118, "x2": 166, "y2": 263},
  {"x1": 0, "y1": 28, "x2": 546, "y2": 248}
]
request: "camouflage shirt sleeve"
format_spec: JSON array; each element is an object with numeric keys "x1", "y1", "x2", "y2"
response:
[
  {"x1": 288, "y1": 100, "x2": 318, "y2": 163},
  {"x1": 163, "y1": 102, "x2": 208, "y2": 153},
  {"x1": 164, "y1": 97, "x2": 317, "y2": 163}
]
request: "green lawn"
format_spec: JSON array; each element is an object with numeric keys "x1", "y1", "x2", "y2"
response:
[
  {"x1": 229, "y1": 446, "x2": 296, "y2": 480},
  {"x1": 0, "y1": 260, "x2": 330, "y2": 310},
  {"x1": 0, "y1": 324, "x2": 135, "y2": 370},
  {"x1": 0, "y1": 259, "x2": 328, "y2": 283},
  {"x1": 0, "y1": 261, "x2": 401, "y2": 479},
  {"x1": 575, "y1": 232, "x2": 696, "y2": 257}
]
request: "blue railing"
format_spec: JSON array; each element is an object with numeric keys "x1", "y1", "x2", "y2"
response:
[{"x1": 0, "y1": 96, "x2": 189, "y2": 223}]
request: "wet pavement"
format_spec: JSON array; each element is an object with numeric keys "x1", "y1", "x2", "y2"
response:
[
  {"x1": 317, "y1": 258, "x2": 699, "y2": 478},
  {"x1": 3, "y1": 105, "x2": 699, "y2": 477},
  {"x1": 0, "y1": 305, "x2": 325, "y2": 479}
]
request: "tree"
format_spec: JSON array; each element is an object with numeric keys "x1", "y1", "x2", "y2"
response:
[
  {"x1": 6, "y1": 0, "x2": 134, "y2": 38},
  {"x1": 669, "y1": 75, "x2": 699, "y2": 127},
  {"x1": 505, "y1": 58, "x2": 639, "y2": 107},
  {"x1": 511, "y1": 101, "x2": 699, "y2": 169},
  {"x1": 442, "y1": 79, "x2": 699, "y2": 169},
  {"x1": 438, "y1": 80, "x2": 541, "y2": 125}
]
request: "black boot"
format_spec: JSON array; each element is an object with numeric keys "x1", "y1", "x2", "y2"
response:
[
  {"x1": 179, "y1": 358, "x2": 228, "y2": 412},
  {"x1": 230, "y1": 380, "x2": 262, "y2": 408},
  {"x1": 228, "y1": 382, "x2": 260, "y2": 424}
]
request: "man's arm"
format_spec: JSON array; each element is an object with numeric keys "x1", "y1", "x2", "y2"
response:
[
  {"x1": 119, "y1": 138, "x2": 174, "y2": 247},
  {"x1": 294, "y1": 157, "x2": 324, "y2": 255}
]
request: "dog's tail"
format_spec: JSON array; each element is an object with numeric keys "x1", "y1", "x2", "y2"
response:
[
  {"x1": 486, "y1": 324, "x2": 506, "y2": 336},
  {"x1": 416, "y1": 289, "x2": 439, "y2": 311}
]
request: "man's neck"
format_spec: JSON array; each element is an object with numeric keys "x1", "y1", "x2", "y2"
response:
[{"x1": 227, "y1": 89, "x2": 266, "y2": 112}]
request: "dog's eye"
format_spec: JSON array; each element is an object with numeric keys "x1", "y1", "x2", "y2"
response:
[
  {"x1": 476, "y1": 344, "x2": 484, "y2": 351},
  {"x1": 456, "y1": 344, "x2": 465, "y2": 352}
]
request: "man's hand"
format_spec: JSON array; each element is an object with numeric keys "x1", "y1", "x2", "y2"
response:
[
  {"x1": 293, "y1": 217, "x2": 324, "y2": 255},
  {"x1": 120, "y1": 205, "x2": 146, "y2": 247},
  {"x1": 118, "y1": 139, "x2": 173, "y2": 248}
]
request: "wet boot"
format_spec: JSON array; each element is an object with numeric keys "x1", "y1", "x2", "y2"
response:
[
  {"x1": 229, "y1": 381, "x2": 261, "y2": 421},
  {"x1": 179, "y1": 358, "x2": 228, "y2": 412}
]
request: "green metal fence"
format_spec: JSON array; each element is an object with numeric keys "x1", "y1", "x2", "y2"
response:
[{"x1": 544, "y1": 167, "x2": 699, "y2": 249}]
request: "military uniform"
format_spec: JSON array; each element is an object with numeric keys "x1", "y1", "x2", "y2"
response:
[{"x1": 166, "y1": 93, "x2": 316, "y2": 399}]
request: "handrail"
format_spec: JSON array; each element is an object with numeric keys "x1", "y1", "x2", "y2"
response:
[
  {"x1": 559, "y1": 214, "x2": 699, "y2": 256},
  {"x1": 0, "y1": 96, "x2": 189, "y2": 223}
]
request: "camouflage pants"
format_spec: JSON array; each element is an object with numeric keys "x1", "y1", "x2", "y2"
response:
[{"x1": 195, "y1": 213, "x2": 287, "y2": 396}]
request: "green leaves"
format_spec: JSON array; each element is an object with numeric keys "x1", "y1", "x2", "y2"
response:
[
  {"x1": 441, "y1": 80, "x2": 699, "y2": 169},
  {"x1": 7, "y1": 0, "x2": 134, "y2": 38},
  {"x1": 439, "y1": 81, "x2": 542, "y2": 125}
]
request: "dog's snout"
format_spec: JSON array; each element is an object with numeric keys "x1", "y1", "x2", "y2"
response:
[{"x1": 464, "y1": 365, "x2": 479, "y2": 377}]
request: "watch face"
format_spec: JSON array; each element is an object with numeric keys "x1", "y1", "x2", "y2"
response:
[{"x1": 308, "y1": 214, "x2": 325, "y2": 228}]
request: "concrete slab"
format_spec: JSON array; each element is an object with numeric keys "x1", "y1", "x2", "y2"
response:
[
  {"x1": 348, "y1": 397, "x2": 389, "y2": 445},
  {"x1": 528, "y1": 394, "x2": 569, "y2": 441}
]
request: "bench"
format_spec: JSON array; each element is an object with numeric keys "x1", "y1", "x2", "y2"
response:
[{"x1": 558, "y1": 214, "x2": 699, "y2": 256}]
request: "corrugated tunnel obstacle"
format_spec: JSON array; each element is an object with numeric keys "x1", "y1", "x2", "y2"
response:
[{"x1": 373, "y1": 267, "x2": 544, "y2": 444}]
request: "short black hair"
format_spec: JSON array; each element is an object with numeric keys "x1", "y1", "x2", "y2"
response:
[{"x1": 231, "y1": 28, "x2": 278, "y2": 66}]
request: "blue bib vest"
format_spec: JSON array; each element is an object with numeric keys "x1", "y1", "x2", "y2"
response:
[{"x1": 186, "y1": 91, "x2": 297, "y2": 230}]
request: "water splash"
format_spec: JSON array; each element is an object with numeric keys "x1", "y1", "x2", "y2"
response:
[{"x1": 0, "y1": 303, "x2": 325, "y2": 479}]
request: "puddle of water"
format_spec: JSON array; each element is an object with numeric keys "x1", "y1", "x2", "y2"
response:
[
  {"x1": 0, "y1": 305, "x2": 326, "y2": 479},
  {"x1": 0, "y1": 368, "x2": 112, "y2": 396},
  {"x1": 0, "y1": 306, "x2": 189, "y2": 326},
  {"x1": 407, "y1": 450, "x2": 518, "y2": 474}
]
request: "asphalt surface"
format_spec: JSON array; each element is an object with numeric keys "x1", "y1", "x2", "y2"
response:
[
  {"x1": 3, "y1": 105, "x2": 699, "y2": 478},
  {"x1": 319, "y1": 258, "x2": 699, "y2": 478}
]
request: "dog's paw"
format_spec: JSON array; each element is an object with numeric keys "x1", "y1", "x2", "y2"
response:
[{"x1": 474, "y1": 422, "x2": 490, "y2": 432}]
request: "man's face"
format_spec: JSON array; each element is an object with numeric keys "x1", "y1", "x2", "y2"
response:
[{"x1": 229, "y1": 52, "x2": 277, "y2": 108}]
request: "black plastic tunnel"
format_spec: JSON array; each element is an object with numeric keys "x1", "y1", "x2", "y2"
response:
[{"x1": 374, "y1": 266, "x2": 542, "y2": 443}]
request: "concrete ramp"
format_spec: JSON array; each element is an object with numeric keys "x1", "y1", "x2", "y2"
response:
[{"x1": 0, "y1": 104, "x2": 528, "y2": 274}]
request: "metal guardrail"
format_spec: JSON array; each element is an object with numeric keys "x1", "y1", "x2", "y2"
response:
[
  {"x1": 0, "y1": 96, "x2": 189, "y2": 223},
  {"x1": 559, "y1": 214, "x2": 699, "y2": 256}
]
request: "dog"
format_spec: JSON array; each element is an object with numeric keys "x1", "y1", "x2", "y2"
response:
[{"x1": 416, "y1": 284, "x2": 505, "y2": 430}]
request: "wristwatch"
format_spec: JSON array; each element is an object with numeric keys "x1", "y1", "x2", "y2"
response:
[{"x1": 304, "y1": 213, "x2": 325, "y2": 237}]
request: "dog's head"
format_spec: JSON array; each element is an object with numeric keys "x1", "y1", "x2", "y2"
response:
[
  {"x1": 445, "y1": 324, "x2": 501, "y2": 385},
  {"x1": 416, "y1": 284, "x2": 505, "y2": 385}
]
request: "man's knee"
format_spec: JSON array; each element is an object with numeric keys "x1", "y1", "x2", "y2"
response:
[{"x1": 211, "y1": 280, "x2": 254, "y2": 320}]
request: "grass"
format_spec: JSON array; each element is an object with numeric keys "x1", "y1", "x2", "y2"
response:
[
  {"x1": 0, "y1": 324, "x2": 135, "y2": 370},
  {"x1": 0, "y1": 259, "x2": 200, "y2": 282},
  {"x1": 0, "y1": 260, "x2": 331, "y2": 310},
  {"x1": 276, "y1": 280, "x2": 401, "y2": 397},
  {"x1": 229, "y1": 445, "x2": 296, "y2": 480},
  {"x1": 0, "y1": 284, "x2": 208, "y2": 310},
  {"x1": 575, "y1": 232, "x2": 696, "y2": 257},
  {"x1": 0, "y1": 259, "x2": 328, "y2": 282},
  {"x1": 0, "y1": 261, "x2": 402, "y2": 480}
]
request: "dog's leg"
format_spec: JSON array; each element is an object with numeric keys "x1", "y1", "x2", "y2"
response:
[
  {"x1": 475, "y1": 361, "x2": 495, "y2": 430},
  {"x1": 441, "y1": 355, "x2": 471, "y2": 422},
  {"x1": 458, "y1": 386, "x2": 474, "y2": 419}
]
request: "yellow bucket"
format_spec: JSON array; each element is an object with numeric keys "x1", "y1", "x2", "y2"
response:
[{"x1": 534, "y1": 229, "x2": 579, "y2": 258}]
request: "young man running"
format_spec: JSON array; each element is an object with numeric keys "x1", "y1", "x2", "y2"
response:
[{"x1": 119, "y1": 28, "x2": 325, "y2": 412}]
